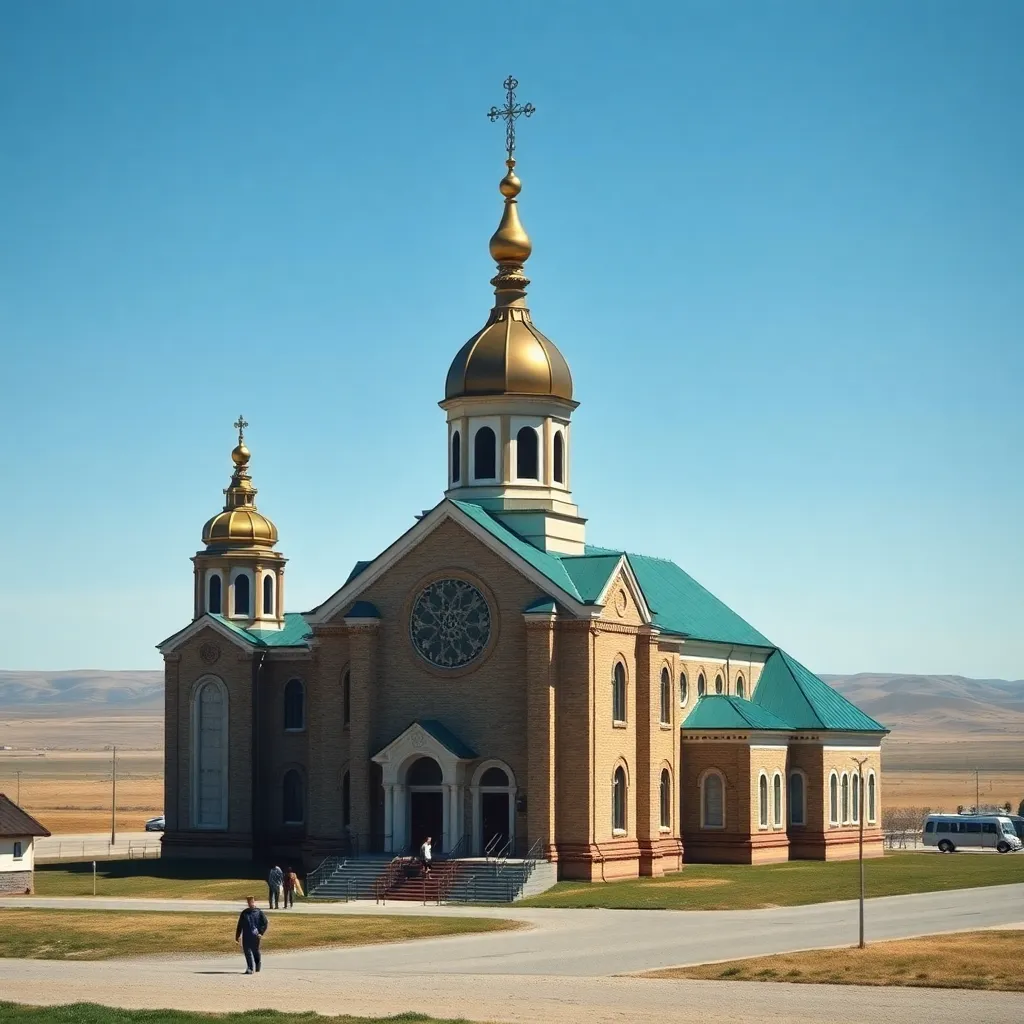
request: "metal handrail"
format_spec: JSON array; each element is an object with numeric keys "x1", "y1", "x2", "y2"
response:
[
  {"x1": 306, "y1": 854, "x2": 343, "y2": 896},
  {"x1": 493, "y1": 837, "x2": 514, "y2": 875},
  {"x1": 443, "y1": 833, "x2": 471, "y2": 861},
  {"x1": 374, "y1": 856, "x2": 404, "y2": 904},
  {"x1": 483, "y1": 833, "x2": 504, "y2": 860}
]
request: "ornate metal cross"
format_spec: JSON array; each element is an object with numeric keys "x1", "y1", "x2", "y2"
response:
[
  {"x1": 487, "y1": 76, "x2": 535, "y2": 160},
  {"x1": 234, "y1": 415, "x2": 248, "y2": 442}
]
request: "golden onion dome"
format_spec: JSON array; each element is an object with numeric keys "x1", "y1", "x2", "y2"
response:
[{"x1": 445, "y1": 158, "x2": 573, "y2": 402}]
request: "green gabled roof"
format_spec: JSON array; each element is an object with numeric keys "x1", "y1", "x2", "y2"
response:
[
  {"x1": 752, "y1": 650, "x2": 887, "y2": 732},
  {"x1": 417, "y1": 719, "x2": 477, "y2": 759},
  {"x1": 451, "y1": 500, "x2": 583, "y2": 601},
  {"x1": 523, "y1": 597, "x2": 558, "y2": 614},
  {"x1": 682, "y1": 695, "x2": 791, "y2": 731},
  {"x1": 560, "y1": 553, "x2": 623, "y2": 603},
  {"x1": 210, "y1": 613, "x2": 313, "y2": 649}
]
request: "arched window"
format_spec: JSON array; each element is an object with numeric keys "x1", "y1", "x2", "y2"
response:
[
  {"x1": 553, "y1": 430, "x2": 565, "y2": 484},
  {"x1": 659, "y1": 668, "x2": 671, "y2": 725},
  {"x1": 263, "y1": 574, "x2": 274, "y2": 616},
  {"x1": 451, "y1": 430, "x2": 461, "y2": 484},
  {"x1": 480, "y1": 766, "x2": 510, "y2": 786},
  {"x1": 715, "y1": 674, "x2": 724, "y2": 694},
  {"x1": 697, "y1": 673, "x2": 706, "y2": 698},
  {"x1": 736, "y1": 674, "x2": 745, "y2": 699},
  {"x1": 868, "y1": 771, "x2": 877, "y2": 823},
  {"x1": 789, "y1": 771, "x2": 805, "y2": 826},
  {"x1": 679, "y1": 671, "x2": 688, "y2": 707},
  {"x1": 192, "y1": 678, "x2": 228, "y2": 829},
  {"x1": 284, "y1": 678, "x2": 304, "y2": 731},
  {"x1": 660, "y1": 768, "x2": 671, "y2": 829},
  {"x1": 851, "y1": 772, "x2": 860, "y2": 823},
  {"x1": 829, "y1": 772, "x2": 839, "y2": 825},
  {"x1": 612, "y1": 662, "x2": 626, "y2": 723},
  {"x1": 233, "y1": 574, "x2": 250, "y2": 616},
  {"x1": 773, "y1": 772, "x2": 783, "y2": 827},
  {"x1": 701, "y1": 771, "x2": 724, "y2": 829},
  {"x1": 342, "y1": 670, "x2": 351, "y2": 726},
  {"x1": 516, "y1": 426, "x2": 539, "y2": 479},
  {"x1": 283, "y1": 769, "x2": 304, "y2": 825},
  {"x1": 841, "y1": 772, "x2": 850, "y2": 823},
  {"x1": 612, "y1": 766, "x2": 627, "y2": 833},
  {"x1": 208, "y1": 574, "x2": 222, "y2": 615},
  {"x1": 342, "y1": 771, "x2": 351, "y2": 827},
  {"x1": 474, "y1": 426, "x2": 496, "y2": 480},
  {"x1": 758, "y1": 773, "x2": 769, "y2": 828},
  {"x1": 407, "y1": 756, "x2": 443, "y2": 786}
]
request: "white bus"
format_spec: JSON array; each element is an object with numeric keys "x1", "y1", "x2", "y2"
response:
[{"x1": 922, "y1": 814, "x2": 1022, "y2": 854}]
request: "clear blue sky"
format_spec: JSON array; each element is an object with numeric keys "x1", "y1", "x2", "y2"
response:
[{"x1": 2, "y1": 1, "x2": 1021, "y2": 677}]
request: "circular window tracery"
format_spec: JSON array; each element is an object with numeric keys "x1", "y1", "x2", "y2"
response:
[{"x1": 410, "y1": 578, "x2": 492, "y2": 669}]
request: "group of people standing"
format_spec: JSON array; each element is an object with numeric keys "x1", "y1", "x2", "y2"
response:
[{"x1": 266, "y1": 864, "x2": 304, "y2": 909}]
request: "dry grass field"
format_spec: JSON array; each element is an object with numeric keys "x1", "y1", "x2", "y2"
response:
[{"x1": 884, "y1": 769, "x2": 1024, "y2": 813}]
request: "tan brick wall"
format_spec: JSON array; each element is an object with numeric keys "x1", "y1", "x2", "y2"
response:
[{"x1": 555, "y1": 623, "x2": 594, "y2": 850}]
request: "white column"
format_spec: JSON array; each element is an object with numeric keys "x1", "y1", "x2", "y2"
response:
[
  {"x1": 471, "y1": 787, "x2": 481, "y2": 854},
  {"x1": 393, "y1": 784, "x2": 406, "y2": 853},
  {"x1": 451, "y1": 785, "x2": 463, "y2": 850},
  {"x1": 383, "y1": 784, "x2": 394, "y2": 852},
  {"x1": 442, "y1": 784, "x2": 452, "y2": 853}
]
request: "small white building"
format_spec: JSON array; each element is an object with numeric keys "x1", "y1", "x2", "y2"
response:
[{"x1": 0, "y1": 794, "x2": 51, "y2": 894}]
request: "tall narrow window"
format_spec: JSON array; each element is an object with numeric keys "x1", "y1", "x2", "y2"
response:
[
  {"x1": 342, "y1": 670, "x2": 351, "y2": 726},
  {"x1": 736, "y1": 674, "x2": 745, "y2": 699},
  {"x1": 659, "y1": 668, "x2": 671, "y2": 725},
  {"x1": 474, "y1": 426, "x2": 496, "y2": 479},
  {"x1": 516, "y1": 426, "x2": 539, "y2": 479},
  {"x1": 851, "y1": 772, "x2": 860, "y2": 823},
  {"x1": 342, "y1": 771, "x2": 351, "y2": 828},
  {"x1": 841, "y1": 773, "x2": 850, "y2": 823},
  {"x1": 612, "y1": 766, "x2": 627, "y2": 833},
  {"x1": 283, "y1": 770, "x2": 304, "y2": 825},
  {"x1": 233, "y1": 574, "x2": 250, "y2": 616},
  {"x1": 263, "y1": 574, "x2": 274, "y2": 616},
  {"x1": 789, "y1": 772, "x2": 805, "y2": 825},
  {"x1": 193, "y1": 679, "x2": 228, "y2": 829},
  {"x1": 284, "y1": 678, "x2": 304, "y2": 731},
  {"x1": 451, "y1": 430, "x2": 461, "y2": 484},
  {"x1": 829, "y1": 773, "x2": 839, "y2": 825},
  {"x1": 868, "y1": 772, "x2": 877, "y2": 823},
  {"x1": 612, "y1": 662, "x2": 626, "y2": 723},
  {"x1": 715, "y1": 674, "x2": 724, "y2": 694},
  {"x1": 697, "y1": 673, "x2": 706, "y2": 698},
  {"x1": 553, "y1": 430, "x2": 565, "y2": 484},
  {"x1": 208, "y1": 574, "x2": 222, "y2": 614},
  {"x1": 702, "y1": 772, "x2": 724, "y2": 828},
  {"x1": 758, "y1": 773, "x2": 769, "y2": 828},
  {"x1": 679, "y1": 672, "x2": 688, "y2": 707},
  {"x1": 660, "y1": 769, "x2": 671, "y2": 829},
  {"x1": 773, "y1": 772, "x2": 783, "y2": 827}
]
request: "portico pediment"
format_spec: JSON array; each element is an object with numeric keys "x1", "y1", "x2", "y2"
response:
[{"x1": 372, "y1": 720, "x2": 476, "y2": 787}]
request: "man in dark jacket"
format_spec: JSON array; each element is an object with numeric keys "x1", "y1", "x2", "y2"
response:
[
  {"x1": 267, "y1": 865, "x2": 283, "y2": 909},
  {"x1": 235, "y1": 896, "x2": 268, "y2": 974}
]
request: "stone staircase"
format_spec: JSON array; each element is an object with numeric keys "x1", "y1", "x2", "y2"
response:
[
  {"x1": 446, "y1": 858, "x2": 558, "y2": 903},
  {"x1": 306, "y1": 855, "x2": 391, "y2": 901}
]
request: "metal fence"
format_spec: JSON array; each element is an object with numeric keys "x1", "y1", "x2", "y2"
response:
[{"x1": 35, "y1": 838, "x2": 162, "y2": 864}]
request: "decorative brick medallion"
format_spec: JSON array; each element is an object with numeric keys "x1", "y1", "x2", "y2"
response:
[{"x1": 199, "y1": 642, "x2": 221, "y2": 665}]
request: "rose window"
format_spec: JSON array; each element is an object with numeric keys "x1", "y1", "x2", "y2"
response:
[{"x1": 410, "y1": 579, "x2": 491, "y2": 669}]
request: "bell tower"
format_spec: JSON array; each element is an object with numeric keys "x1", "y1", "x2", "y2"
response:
[
  {"x1": 191, "y1": 417, "x2": 287, "y2": 630},
  {"x1": 440, "y1": 77, "x2": 585, "y2": 556}
]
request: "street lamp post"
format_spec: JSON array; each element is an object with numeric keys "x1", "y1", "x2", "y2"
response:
[{"x1": 852, "y1": 756, "x2": 868, "y2": 949}]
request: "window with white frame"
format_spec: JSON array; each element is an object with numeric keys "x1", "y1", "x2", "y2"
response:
[
  {"x1": 851, "y1": 772, "x2": 860, "y2": 823},
  {"x1": 659, "y1": 668, "x2": 671, "y2": 725},
  {"x1": 841, "y1": 772, "x2": 850, "y2": 823},
  {"x1": 758, "y1": 772, "x2": 769, "y2": 828},
  {"x1": 772, "y1": 771, "x2": 783, "y2": 827},
  {"x1": 473, "y1": 426, "x2": 497, "y2": 480},
  {"x1": 715, "y1": 674, "x2": 724, "y2": 694},
  {"x1": 612, "y1": 662, "x2": 626, "y2": 723},
  {"x1": 612, "y1": 766, "x2": 627, "y2": 833},
  {"x1": 451, "y1": 430, "x2": 461, "y2": 484},
  {"x1": 207, "y1": 573, "x2": 222, "y2": 614},
  {"x1": 736, "y1": 674, "x2": 745, "y2": 699},
  {"x1": 13, "y1": 841, "x2": 23, "y2": 859},
  {"x1": 516, "y1": 426, "x2": 539, "y2": 479},
  {"x1": 868, "y1": 771, "x2": 877, "y2": 823},
  {"x1": 660, "y1": 768, "x2": 671, "y2": 829},
  {"x1": 679, "y1": 671, "x2": 688, "y2": 707},
  {"x1": 697, "y1": 673, "x2": 706, "y2": 698},
  {"x1": 701, "y1": 771, "x2": 725, "y2": 829},
  {"x1": 192, "y1": 677, "x2": 228, "y2": 829},
  {"x1": 233, "y1": 573, "x2": 250, "y2": 616},
  {"x1": 829, "y1": 772, "x2": 839, "y2": 825},
  {"x1": 788, "y1": 771, "x2": 806, "y2": 826},
  {"x1": 262, "y1": 574, "x2": 274, "y2": 616},
  {"x1": 553, "y1": 430, "x2": 565, "y2": 484}
]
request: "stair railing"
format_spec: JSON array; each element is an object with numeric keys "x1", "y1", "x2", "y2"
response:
[
  {"x1": 493, "y1": 837, "x2": 514, "y2": 876},
  {"x1": 483, "y1": 834, "x2": 504, "y2": 861},
  {"x1": 306, "y1": 854, "x2": 344, "y2": 897},
  {"x1": 522, "y1": 837, "x2": 544, "y2": 879},
  {"x1": 442, "y1": 833, "x2": 471, "y2": 861},
  {"x1": 374, "y1": 856, "x2": 404, "y2": 904}
]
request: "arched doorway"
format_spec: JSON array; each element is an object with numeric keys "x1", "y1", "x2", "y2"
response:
[
  {"x1": 471, "y1": 760, "x2": 516, "y2": 855},
  {"x1": 406, "y1": 756, "x2": 445, "y2": 854}
]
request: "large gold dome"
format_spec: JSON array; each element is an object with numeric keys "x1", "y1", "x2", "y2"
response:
[
  {"x1": 202, "y1": 508, "x2": 278, "y2": 549},
  {"x1": 445, "y1": 307, "x2": 573, "y2": 400}
]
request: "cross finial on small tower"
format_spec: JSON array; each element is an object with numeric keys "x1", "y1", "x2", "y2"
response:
[
  {"x1": 487, "y1": 76, "x2": 535, "y2": 162},
  {"x1": 233, "y1": 415, "x2": 248, "y2": 444}
]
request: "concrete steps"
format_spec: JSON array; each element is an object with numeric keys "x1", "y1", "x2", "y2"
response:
[{"x1": 307, "y1": 856, "x2": 391, "y2": 901}]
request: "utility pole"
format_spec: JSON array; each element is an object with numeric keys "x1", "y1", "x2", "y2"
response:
[
  {"x1": 110, "y1": 746, "x2": 117, "y2": 847},
  {"x1": 15, "y1": 770, "x2": 21, "y2": 806},
  {"x1": 975, "y1": 769, "x2": 980, "y2": 814},
  {"x1": 852, "y1": 756, "x2": 868, "y2": 949}
]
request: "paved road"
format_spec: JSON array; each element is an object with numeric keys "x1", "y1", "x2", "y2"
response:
[
  {"x1": 2, "y1": 885, "x2": 1022, "y2": 1022},
  {"x1": 35, "y1": 831, "x2": 158, "y2": 862}
]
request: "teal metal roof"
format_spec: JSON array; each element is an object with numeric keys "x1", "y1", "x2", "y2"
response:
[
  {"x1": 417, "y1": 720, "x2": 477, "y2": 759},
  {"x1": 752, "y1": 650, "x2": 887, "y2": 732},
  {"x1": 524, "y1": 597, "x2": 558, "y2": 614},
  {"x1": 211, "y1": 613, "x2": 313, "y2": 649},
  {"x1": 682, "y1": 695, "x2": 791, "y2": 731},
  {"x1": 560, "y1": 554, "x2": 623, "y2": 603}
]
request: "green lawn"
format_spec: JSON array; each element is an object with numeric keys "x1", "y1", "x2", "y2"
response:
[
  {"x1": 518, "y1": 853, "x2": 1024, "y2": 910},
  {"x1": 0, "y1": 1008, "x2": 485, "y2": 1024},
  {"x1": 33, "y1": 861, "x2": 270, "y2": 900}
]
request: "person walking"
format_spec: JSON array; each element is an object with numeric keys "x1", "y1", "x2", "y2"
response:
[
  {"x1": 283, "y1": 866, "x2": 295, "y2": 908},
  {"x1": 419, "y1": 836, "x2": 432, "y2": 876},
  {"x1": 234, "y1": 896, "x2": 268, "y2": 974},
  {"x1": 288, "y1": 867, "x2": 304, "y2": 903},
  {"x1": 267, "y1": 865, "x2": 283, "y2": 910}
]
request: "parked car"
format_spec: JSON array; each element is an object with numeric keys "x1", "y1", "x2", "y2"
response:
[
  {"x1": 144, "y1": 816, "x2": 165, "y2": 832},
  {"x1": 922, "y1": 813, "x2": 1022, "y2": 853},
  {"x1": 1003, "y1": 815, "x2": 1024, "y2": 844}
]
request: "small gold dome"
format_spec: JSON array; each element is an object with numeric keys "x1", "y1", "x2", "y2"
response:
[
  {"x1": 445, "y1": 308, "x2": 573, "y2": 400},
  {"x1": 202, "y1": 508, "x2": 278, "y2": 549},
  {"x1": 231, "y1": 443, "x2": 250, "y2": 466}
]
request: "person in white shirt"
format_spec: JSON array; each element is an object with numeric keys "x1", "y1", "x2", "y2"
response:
[{"x1": 419, "y1": 836, "x2": 432, "y2": 876}]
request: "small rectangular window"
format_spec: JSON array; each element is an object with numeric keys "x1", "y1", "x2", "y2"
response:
[
  {"x1": 983, "y1": 822, "x2": 997, "y2": 834},
  {"x1": 965, "y1": 821, "x2": 982, "y2": 834},
  {"x1": 925, "y1": 821, "x2": 935, "y2": 833},
  {"x1": 13, "y1": 841, "x2": 23, "y2": 859},
  {"x1": 936, "y1": 821, "x2": 949, "y2": 833}
]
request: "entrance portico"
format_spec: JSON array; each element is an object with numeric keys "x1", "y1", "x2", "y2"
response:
[{"x1": 372, "y1": 720, "x2": 476, "y2": 854}]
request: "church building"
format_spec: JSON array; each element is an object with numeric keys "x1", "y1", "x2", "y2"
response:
[{"x1": 159, "y1": 85, "x2": 886, "y2": 880}]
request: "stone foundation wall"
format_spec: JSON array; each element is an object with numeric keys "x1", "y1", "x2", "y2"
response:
[{"x1": 0, "y1": 870, "x2": 33, "y2": 895}]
